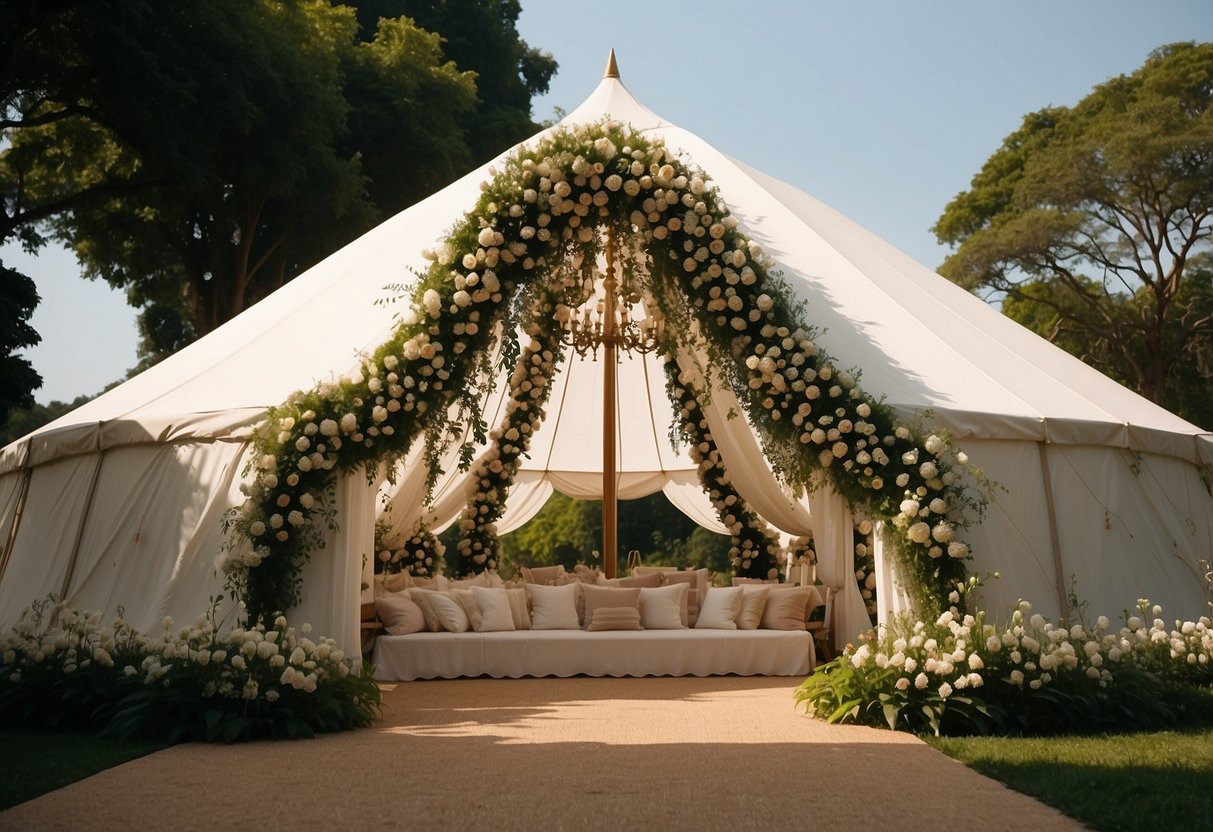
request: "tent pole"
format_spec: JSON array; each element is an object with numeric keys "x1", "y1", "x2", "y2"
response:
[
  {"x1": 1037, "y1": 441, "x2": 1069, "y2": 626},
  {"x1": 602, "y1": 233, "x2": 619, "y2": 579}
]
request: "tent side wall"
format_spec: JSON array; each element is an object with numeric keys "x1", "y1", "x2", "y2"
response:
[
  {"x1": 961, "y1": 439, "x2": 1212, "y2": 623},
  {"x1": 0, "y1": 440, "x2": 248, "y2": 632}
]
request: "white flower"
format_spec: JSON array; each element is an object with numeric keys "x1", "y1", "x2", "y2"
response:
[
  {"x1": 938, "y1": 682, "x2": 953, "y2": 699},
  {"x1": 908, "y1": 522, "x2": 931, "y2": 544},
  {"x1": 914, "y1": 672, "x2": 928, "y2": 690},
  {"x1": 947, "y1": 541, "x2": 969, "y2": 559},
  {"x1": 423, "y1": 289, "x2": 442, "y2": 317},
  {"x1": 895, "y1": 677, "x2": 910, "y2": 691},
  {"x1": 477, "y1": 227, "x2": 497, "y2": 247},
  {"x1": 340, "y1": 413, "x2": 357, "y2": 434}
]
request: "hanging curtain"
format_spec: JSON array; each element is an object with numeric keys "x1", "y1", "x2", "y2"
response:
[
  {"x1": 806, "y1": 482, "x2": 874, "y2": 649},
  {"x1": 873, "y1": 520, "x2": 912, "y2": 627}
]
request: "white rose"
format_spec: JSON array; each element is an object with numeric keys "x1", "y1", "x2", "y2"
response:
[{"x1": 908, "y1": 522, "x2": 931, "y2": 544}]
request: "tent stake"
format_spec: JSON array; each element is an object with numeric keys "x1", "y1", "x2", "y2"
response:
[{"x1": 1037, "y1": 441, "x2": 1069, "y2": 626}]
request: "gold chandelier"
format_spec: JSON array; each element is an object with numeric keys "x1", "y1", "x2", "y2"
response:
[{"x1": 556, "y1": 233, "x2": 664, "y2": 359}]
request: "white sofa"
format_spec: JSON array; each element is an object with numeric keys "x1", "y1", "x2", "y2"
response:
[{"x1": 372, "y1": 628, "x2": 815, "y2": 681}]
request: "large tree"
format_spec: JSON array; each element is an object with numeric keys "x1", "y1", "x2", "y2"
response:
[
  {"x1": 933, "y1": 42, "x2": 1213, "y2": 427},
  {"x1": 2, "y1": 1, "x2": 554, "y2": 372}
]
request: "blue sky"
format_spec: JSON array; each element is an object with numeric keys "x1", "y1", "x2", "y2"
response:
[{"x1": 7, "y1": 0, "x2": 1211, "y2": 404}]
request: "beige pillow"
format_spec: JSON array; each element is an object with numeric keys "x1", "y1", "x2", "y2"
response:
[
  {"x1": 618, "y1": 572, "x2": 664, "y2": 588},
  {"x1": 523, "y1": 565, "x2": 566, "y2": 585},
  {"x1": 639, "y1": 583, "x2": 688, "y2": 629},
  {"x1": 580, "y1": 585, "x2": 642, "y2": 628},
  {"x1": 377, "y1": 572, "x2": 415, "y2": 594},
  {"x1": 426, "y1": 591, "x2": 471, "y2": 633},
  {"x1": 695, "y1": 586, "x2": 743, "y2": 629},
  {"x1": 405, "y1": 589, "x2": 442, "y2": 632},
  {"x1": 586, "y1": 606, "x2": 643, "y2": 631},
  {"x1": 736, "y1": 585, "x2": 770, "y2": 630},
  {"x1": 760, "y1": 586, "x2": 812, "y2": 631},
  {"x1": 449, "y1": 588, "x2": 482, "y2": 631},
  {"x1": 470, "y1": 586, "x2": 515, "y2": 632},
  {"x1": 528, "y1": 583, "x2": 581, "y2": 630},
  {"x1": 374, "y1": 593, "x2": 426, "y2": 635},
  {"x1": 632, "y1": 566, "x2": 681, "y2": 576},
  {"x1": 504, "y1": 586, "x2": 531, "y2": 630}
]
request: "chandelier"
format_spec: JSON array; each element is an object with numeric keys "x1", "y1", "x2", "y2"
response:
[{"x1": 556, "y1": 233, "x2": 664, "y2": 359}]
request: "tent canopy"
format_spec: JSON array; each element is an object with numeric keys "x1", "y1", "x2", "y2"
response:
[{"x1": 2, "y1": 62, "x2": 1210, "y2": 651}]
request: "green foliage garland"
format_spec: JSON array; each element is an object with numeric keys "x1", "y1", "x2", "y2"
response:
[
  {"x1": 665, "y1": 356, "x2": 781, "y2": 578},
  {"x1": 453, "y1": 292, "x2": 565, "y2": 574},
  {"x1": 228, "y1": 119, "x2": 980, "y2": 625}
]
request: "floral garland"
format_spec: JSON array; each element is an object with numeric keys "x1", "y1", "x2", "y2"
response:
[
  {"x1": 665, "y1": 357, "x2": 781, "y2": 579},
  {"x1": 853, "y1": 519, "x2": 877, "y2": 623},
  {"x1": 227, "y1": 118, "x2": 979, "y2": 625},
  {"x1": 375, "y1": 517, "x2": 445, "y2": 577},
  {"x1": 453, "y1": 300, "x2": 564, "y2": 575}
]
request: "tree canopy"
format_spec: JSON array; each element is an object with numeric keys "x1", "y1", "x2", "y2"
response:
[
  {"x1": 933, "y1": 42, "x2": 1213, "y2": 427},
  {"x1": 0, "y1": 0, "x2": 555, "y2": 373}
]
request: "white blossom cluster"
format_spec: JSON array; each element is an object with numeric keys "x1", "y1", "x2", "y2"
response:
[
  {"x1": 840, "y1": 599, "x2": 1211, "y2": 705},
  {"x1": 456, "y1": 326, "x2": 560, "y2": 573},
  {"x1": 667, "y1": 360, "x2": 780, "y2": 578},
  {"x1": 0, "y1": 598, "x2": 364, "y2": 708}
]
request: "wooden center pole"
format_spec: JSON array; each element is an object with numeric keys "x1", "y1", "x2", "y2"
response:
[{"x1": 602, "y1": 233, "x2": 619, "y2": 579}]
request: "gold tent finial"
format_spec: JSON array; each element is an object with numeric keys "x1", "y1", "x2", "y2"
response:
[{"x1": 604, "y1": 49, "x2": 620, "y2": 79}]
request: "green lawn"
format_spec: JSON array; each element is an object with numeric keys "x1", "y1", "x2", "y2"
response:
[
  {"x1": 926, "y1": 727, "x2": 1213, "y2": 832},
  {"x1": 0, "y1": 728, "x2": 168, "y2": 811}
]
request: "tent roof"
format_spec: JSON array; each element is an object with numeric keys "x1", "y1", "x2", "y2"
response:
[{"x1": 6, "y1": 71, "x2": 1211, "y2": 476}]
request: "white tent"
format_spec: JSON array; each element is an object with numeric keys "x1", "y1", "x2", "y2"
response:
[{"x1": 2, "y1": 64, "x2": 1210, "y2": 653}]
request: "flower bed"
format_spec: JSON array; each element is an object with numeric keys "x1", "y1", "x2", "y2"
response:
[
  {"x1": 0, "y1": 597, "x2": 380, "y2": 743},
  {"x1": 795, "y1": 597, "x2": 1212, "y2": 736}
]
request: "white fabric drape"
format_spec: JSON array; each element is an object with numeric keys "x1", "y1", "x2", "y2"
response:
[
  {"x1": 661, "y1": 471, "x2": 730, "y2": 534},
  {"x1": 675, "y1": 352, "x2": 815, "y2": 536},
  {"x1": 296, "y1": 468, "x2": 380, "y2": 654},
  {"x1": 806, "y1": 482, "x2": 873, "y2": 648},
  {"x1": 873, "y1": 521, "x2": 912, "y2": 628},
  {"x1": 495, "y1": 473, "x2": 555, "y2": 534}
]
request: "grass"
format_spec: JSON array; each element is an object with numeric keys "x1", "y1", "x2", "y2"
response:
[
  {"x1": 0, "y1": 728, "x2": 168, "y2": 811},
  {"x1": 926, "y1": 726, "x2": 1213, "y2": 832}
]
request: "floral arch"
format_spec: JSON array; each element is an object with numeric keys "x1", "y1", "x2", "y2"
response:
[{"x1": 224, "y1": 120, "x2": 979, "y2": 625}]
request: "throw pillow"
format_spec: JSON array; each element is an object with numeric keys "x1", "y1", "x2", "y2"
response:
[
  {"x1": 449, "y1": 588, "x2": 483, "y2": 631},
  {"x1": 586, "y1": 606, "x2": 643, "y2": 631},
  {"x1": 617, "y1": 572, "x2": 664, "y2": 588},
  {"x1": 639, "y1": 583, "x2": 688, "y2": 629},
  {"x1": 374, "y1": 593, "x2": 426, "y2": 635},
  {"x1": 425, "y1": 591, "x2": 470, "y2": 633},
  {"x1": 470, "y1": 586, "x2": 515, "y2": 632},
  {"x1": 695, "y1": 586, "x2": 744, "y2": 629},
  {"x1": 736, "y1": 585, "x2": 771, "y2": 630},
  {"x1": 760, "y1": 586, "x2": 812, "y2": 631},
  {"x1": 528, "y1": 582, "x2": 581, "y2": 630},
  {"x1": 405, "y1": 589, "x2": 442, "y2": 632},
  {"x1": 377, "y1": 572, "x2": 415, "y2": 594},
  {"x1": 504, "y1": 586, "x2": 532, "y2": 630},
  {"x1": 580, "y1": 585, "x2": 642, "y2": 628},
  {"x1": 523, "y1": 565, "x2": 566, "y2": 585}
]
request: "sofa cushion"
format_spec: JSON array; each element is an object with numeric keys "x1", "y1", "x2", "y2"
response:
[
  {"x1": 580, "y1": 585, "x2": 642, "y2": 627},
  {"x1": 639, "y1": 583, "x2": 688, "y2": 629},
  {"x1": 470, "y1": 586, "x2": 515, "y2": 632},
  {"x1": 736, "y1": 585, "x2": 771, "y2": 630},
  {"x1": 617, "y1": 572, "x2": 664, "y2": 588},
  {"x1": 425, "y1": 591, "x2": 470, "y2": 633},
  {"x1": 695, "y1": 586, "x2": 743, "y2": 630},
  {"x1": 504, "y1": 586, "x2": 531, "y2": 630},
  {"x1": 586, "y1": 606, "x2": 644, "y2": 631},
  {"x1": 528, "y1": 582, "x2": 581, "y2": 630},
  {"x1": 374, "y1": 593, "x2": 426, "y2": 635},
  {"x1": 760, "y1": 586, "x2": 813, "y2": 631}
]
